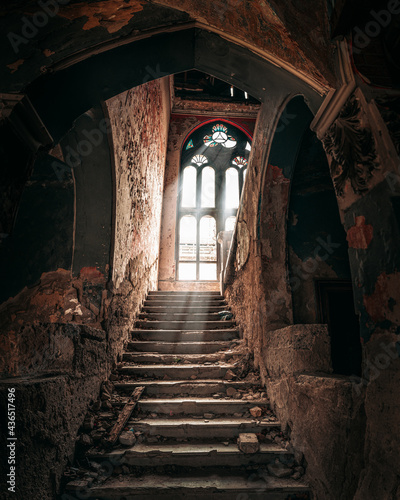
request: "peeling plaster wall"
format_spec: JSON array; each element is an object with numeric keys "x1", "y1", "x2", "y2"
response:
[
  {"x1": 0, "y1": 79, "x2": 170, "y2": 500},
  {"x1": 105, "y1": 78, "x2": 170, "y2": 353}
]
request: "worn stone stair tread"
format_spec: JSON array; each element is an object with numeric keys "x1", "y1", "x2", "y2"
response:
[
  {"x1": 112, "y1": 398, "x2": 271, "y2": 413},
  {"x1": 130, "y1": 330, "x2": 240, "y2": 342},
  {"x1": 122, "y1": 352, "x2": 233, "y2": 363},
  {"x1": 131, "y1": 328, "x2": 238, "y2": 333},
  {"x1": 114, "y1": 380, "x2": 261, "y2": 394},
  {"x1": 68, "y1": 474, "x2": 310, "y2": 498},
  {"x1": 126, "y1": 340, "x2": 234, "y2": 353},
  {"x1": 135, "y1": 397, "x2": 267, "y2": 404},
  {"x1": 119, "y1": 364, "x2": 238, "y2": 378},
  {"x1": 143, "y1": 301, "x2": 228, "y2": 307},
  {"x1": 115, "y1": 379, "x2": 257, "y2": 387},
  {"x1": 120, "y1": 363, "x2": 237, "y2": 369},
  {"x1": 148, "y1": 291, "x2": 222, "y2": 295},
  {"x1": 130, "y1": 417, "x2": 279, "y2": 427},
  {"x1": 135, "y1": 321, "x2": 236, "y2": 330},
  {"x1": 139, "y1": 313, "x2": 227, "y2": 320},
  {"x1": 94, "y1": 441, "x2": 289, "y2": 457},
  {"x1": 143, "y1": 306, "x2": 230, "y2": 312},
  {"x1": 146, "y1": 295, "x2": 224, "y2": 300}
]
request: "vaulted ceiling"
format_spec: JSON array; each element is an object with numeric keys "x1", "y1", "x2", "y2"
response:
[{"x1": 0, "y1": 0, "x2": 336, "y2": 94}]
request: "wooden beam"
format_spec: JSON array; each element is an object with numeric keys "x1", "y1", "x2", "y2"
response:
[{"x1": 105, "y1": 386, "x2": 144, "y2": 446}]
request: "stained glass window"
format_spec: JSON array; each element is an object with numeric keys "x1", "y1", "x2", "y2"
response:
[
  {"x1": 178, "y1": 121, "x2": 251, "y2": 281},
  {"x1": 204, "y1": 123, "x2": 237, "y2": 148},
  {"x1": 232, "y1": 156, "x2": 248, "y2": 168},
  {"x1": 191, "y1": 154, "x2": 208, "y2": 167}
]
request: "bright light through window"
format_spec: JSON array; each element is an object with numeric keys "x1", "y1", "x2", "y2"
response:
[
  {"x1": 179, "y1": 215, "x2": 196, "y2": 261},
  {"x1": 225, "y1": 168, "x2": 239, "y2": 209},
  {"x1": 199, "y1": 263, "x2": 217, "y2": 280},
  {"x1": 182, "y1": 166, "x2": 196, "y2": 207},
  {"x1": 200, "y1": 216, "x2": 216, "y2": 262},
  {"x1": 201, "y1": 167, "x2": 215, "y2": 207},
  {"x1": 225, "y1": 216, "x2": 236, "y2": 232},
  {"x1": 178, "y1": 121, "x2": 252, "y2": 281},
  {"x1": 179, "y1": 263, "x2": 196, "y2": 280}
]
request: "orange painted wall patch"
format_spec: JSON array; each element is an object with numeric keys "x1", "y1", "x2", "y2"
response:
[{"x1": 346, "y1": 216, "x2": 373, "y2": 249}]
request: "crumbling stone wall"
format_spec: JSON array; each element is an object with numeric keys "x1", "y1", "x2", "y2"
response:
[
  {"x1": 225, "y1": 89, "x2": 400, "y2": 499},
  {"x1": 105, "y1": 78, "x2": 170, "y2": 355},
  {"x1": 0, "y1": 79, "x2": 170, "y2": 500}
]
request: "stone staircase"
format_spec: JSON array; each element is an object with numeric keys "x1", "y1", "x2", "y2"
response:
[{"x1": 65, "y1": 291, "x2": 312, "y2": 499}]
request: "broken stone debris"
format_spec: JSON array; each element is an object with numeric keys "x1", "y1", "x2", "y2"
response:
[
  {"x1": 224, "y1": 369, "x2": 236, "y2": 380},
  {"x1": 119, "y1": 430, "x2": 136, "y2": 446},
  {"x1": 226, "y1": 387, "x2": 236, "y2": 397},
  {"x1": 249, "y1": 406, "x2": 263, "y2": 418},
  {"x1": 267, "y1": 460, "x2": 293, "y2": 478},
  {"x1": 238, "y1": 433, "x2": 260, "y2": 454}
]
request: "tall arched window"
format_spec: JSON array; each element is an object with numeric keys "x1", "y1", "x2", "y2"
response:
[{"x1": 177, "y1": 121, "x2": 252, "y2": 281}]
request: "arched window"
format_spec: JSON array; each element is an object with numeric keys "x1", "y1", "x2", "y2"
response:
[{"x1": 177, "y1": 121, "x2": 251, "y2": 281}]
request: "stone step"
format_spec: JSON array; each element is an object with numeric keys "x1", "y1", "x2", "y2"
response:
[
  {"x1": 130, "y1": 417, "x2": 280, "y2": 439},
  {"x1": 139, "y1": 312, "x2": 229, "y2": 321},
  {"x1": 144, "y1": 300, "x2": 227, "y2": 307},
  {"x1": 131, "y1": 329, "x2": 239, "y2": 342},
  {"x1": 135, "y1": 320, "x2": 235, "y2": 330},
  {"x1": 119, "y1": 397, "x2": 270, "y2": 415},
  {"x1": 143, "y1": 305, "x2": 230, "y2": 313},
  {"x1": 114, "y1": 380, "x2": 261, "y2": 396},
  {"x1": 88, "y1": 442, "x2": 291, "y2": 467},
  {"x1": 66, "y1": 472, "x2": 311, "y2": 500},
  {"x1": 126, "y1": 340, "x2": 235, "y2": 354},
  {"x1": 119, "y1": 363, "x2": 237, "y2": 379},
  {"x1": 148, "y1": 291, "x2": 223, "y2": 298},
  {"x1": 122, "y1": 352, "x2": 234, "y2": 364}
]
